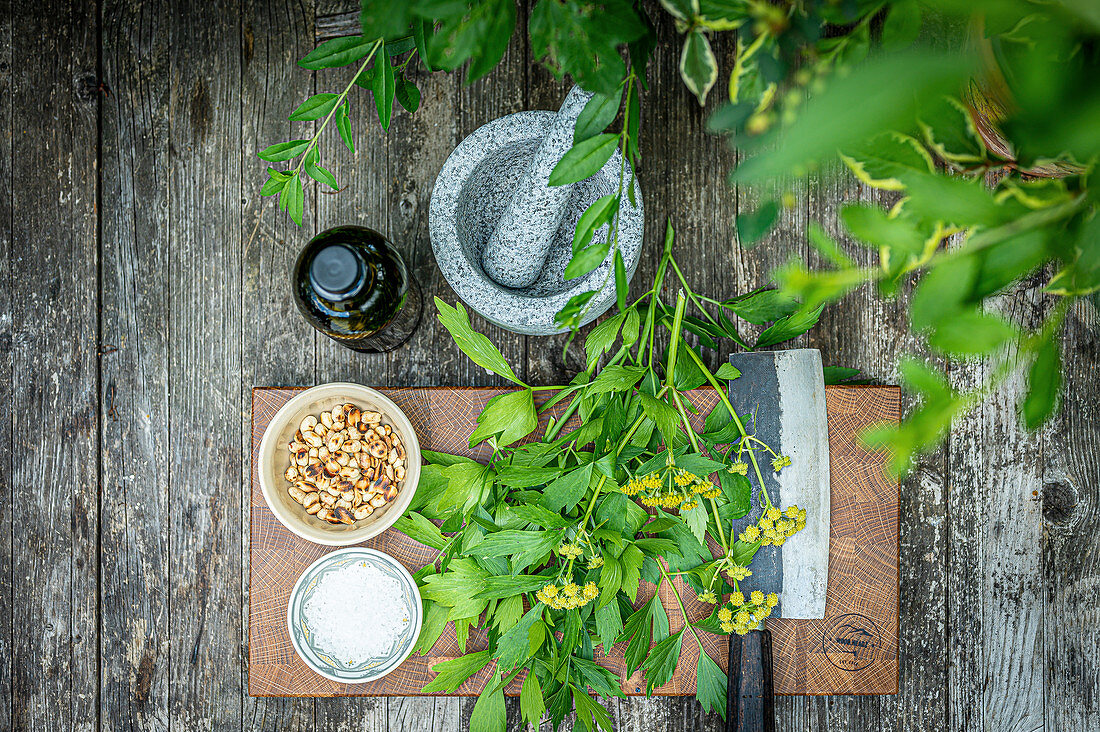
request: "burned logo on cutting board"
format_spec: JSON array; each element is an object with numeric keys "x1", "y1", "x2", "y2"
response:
[{"x1": 822, "y1": 613, "x2": 881, "y2": 671}]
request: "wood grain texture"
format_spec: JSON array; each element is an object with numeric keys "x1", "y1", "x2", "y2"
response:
[
  {"x1": 166, "y1": 0, "x2": 242, "y2": 729},
  {"x1": 9, "y1": 1, "x2": 100, "y2": 731},
  {"x1": 240, "y1": 0, "x2": 319, "y2": 730},
  {"x1": 99, "y1": 0, "x2": 171, "y2": 729},
  {"x1": 0, "y1": 0, "x2": 12, "y2": 728}
]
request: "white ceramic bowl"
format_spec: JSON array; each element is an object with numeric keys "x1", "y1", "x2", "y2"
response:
[
  {"x1": 258, "y1": 382, "x2": 421, "y2": 546},
  {"x1": 287, "y1": 547, "x2": 422, "y2": 683}
]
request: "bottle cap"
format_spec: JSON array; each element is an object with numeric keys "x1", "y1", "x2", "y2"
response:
[{"x1": 309, "y1": 244, "x2": 365, "y2": 300}]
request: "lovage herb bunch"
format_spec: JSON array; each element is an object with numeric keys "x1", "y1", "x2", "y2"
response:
[{"x1": 394, "y1": 223, "x2": 820, "y2": 731}]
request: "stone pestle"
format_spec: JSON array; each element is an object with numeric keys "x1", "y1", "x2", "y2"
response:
[{"x1": 479, "y1": 85, "x2": 593, "y2": 289}]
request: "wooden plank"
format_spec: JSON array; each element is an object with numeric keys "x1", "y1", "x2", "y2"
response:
[
  {"x1": 166, "y1": 0, "x2": 243, "y2": 729},
  {"x1": 947, "y1": 285, "x2": 1046, "y2": 731},
  {"x1": 241, "y1": 0, "x2": 319, "y2": 729},
  {"x1": 9, "y1": 2, "x2": 100, "y2": 732},
  {"x1": 98, "y1": 0, "x2": 172, "y2": 729},
  {"x1": 1043, "y1": 309, "x2": 1100, "y2": 732},
  {"x1": 0, "y1": 0, "x2": 13, "y2": 728}
]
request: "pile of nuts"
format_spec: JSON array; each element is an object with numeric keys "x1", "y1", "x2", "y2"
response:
[{"x1": 283, "y1": 402, "x2": 406, "y2": 525}]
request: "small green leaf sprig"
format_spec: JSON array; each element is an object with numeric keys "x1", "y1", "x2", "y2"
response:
[{"x1": 397, "y1": 222, "x2": 820, "y2": 730}]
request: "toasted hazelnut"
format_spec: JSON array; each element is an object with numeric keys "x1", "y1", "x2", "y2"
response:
[
  {"x1": 369, "y1": 494, "x2": 388, "y2": 508},
  {"x1": 394, "y1": 465, "x2": 406, "y2": 481},
  {"x1": 352, "y1": 506, "x2": 373, "y2": 520},
  {"x1": 339, "y1": 466, "x2": 360, "y2": 481},
  {"x1": 332, "y1": 419, "x2": 345, "y2": 431},
  {"x1": 335, "y1": 498, "x2": 352, "y2": 510},
  {"x1": 295, "y1": 481, "x2": 318, "y2": 494},
  {"x1": 355, "y1": 478, "x2": 370, "y2": 492},
  {"x1": 362, "y1": 411, "x2": 382, "y2": 424},
  {"x1": 342, "y1": 439, "x2": 363, "y2": 454},
  {"x1": 301, "y1": 492, "x2": 319, "y2": 508},
  {"x1": 288, "y1": 440, "x2": 307, "y2": 452},
  {"x1": 308, "y1": 447, "x2": 318, "y2": 458},
  {"x1": 288, "y1": 486, "x2": 306, "y2": 504},
  {"x1": 313, "y1": 423, "x2": 328, "y2": 438},
  {"x1": 284, "y1": 466, "x2": 299, "y2": 481},
  {"x1": 335, "y1": 453, "x2": 350, "y2": 467},
  {"x1": 316, "y1": 507, "x2": 335, "y2": 523},
  {"x1": 347, "y1": 408, "x2": 361, "y2": 427},
  {"x1": 302, "y1": 463, "x2": 323, "y2": 481},
  {"x1": 330, "y1": 406, "x2": 344, "y2": 424},
  {"x1": 368, "y1": 439, "x2": 388, "y2": 459},
  {"x1": 303, "y1": 431, "x2": 323, "y2": 448},
  {"x1": 326, "y1": 432, "x2": 344, "y2": 452},
  {"x1": 356, "y1": 453, "x2": 371, "y2": 470},
  {"x1": 346, "y1": 426, "x2": 362, "y2": 440},
  {"x1": 319, "y1": 493, "x2": 336, "y2": 508},
  {"x1": 384, "y1": 486, "x2": 399, "y2": 501},
  {"x1": 306, "y1": 502, "x2": 322, "y2": 515},
  {"x1": 320, "y1": 411, "x2": 333, "y2": 429},
  {"x1": 332, "y1": 506, "x2": 356, "y2": 525},
  {"x1": 299, "y1": 415, "x2": 318, "y2": 433},
  {"x1": 294, "y1": 448, "x2": 309, "y2": 466},
  {"x1": 324, "y1": 459, "x2": 341, "y2": 477}
]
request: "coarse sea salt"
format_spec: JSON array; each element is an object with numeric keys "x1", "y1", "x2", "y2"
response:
[{"x1": 303, "y1": 561, "x2": 411, "y2": 666}]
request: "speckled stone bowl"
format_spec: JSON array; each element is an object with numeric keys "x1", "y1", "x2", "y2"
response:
[{"x1": 429, "y1": 111, "x2": 643, "y2": 335}]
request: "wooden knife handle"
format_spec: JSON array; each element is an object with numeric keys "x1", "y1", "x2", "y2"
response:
[{"x1": 725, "y1": 629, "x2": 775, "y2": 732}]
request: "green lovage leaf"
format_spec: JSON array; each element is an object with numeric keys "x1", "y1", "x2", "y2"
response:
[
  {"x1": 594, "y1": 599, "x2": 623, "y2": 653},
  {"x1": 469, "y1": 529, "x2": 562, "y2": 573},
  {"x1": 695, "y1": 650, "x2": 728, "y2": 719},
  {"x1": 565, "y1": 240, "x2": 611, "y2": 280},
  {"x1": 299, "y1": 35, "x2": 378, "y2": 70},
  {"x1": 469, "y1": 672, "x2": 507, "y2": 732},
  {"x1": 641, "y1": 628, "x2": 684, "y2": 694},
  {"x1": 919, "y1": 95, "x2": 986, "y2": 165},
  {"x1": 549, "y1": 133, "x2": 619, "y2": 186},
  {"x1": 714, "y1": 363, "x2": 740, "y2": 380},
  {"x1": 596, "y1": 492, "x2": 648, "y2": 536},
  {"x1": 475, "y1": 574, "x2": 551, "y2": 600},
  {"x1": 393, "y1": 511, "x2": 447, "y2": 550},
  {"x1": 596, "y1": 552, "x2": 622, "y2": 609},
  {"x1": 520, "y1": 669, "x2": 546, "y2": 729},
  {"x1": 420, "y1": 558, "x2": 490, "y2": 620},
  {"x1": 468, "y1": 388, "x2": 538, "y2": 447},
  {"x1": 258, "y1": 139, "x2": 311, "y2": 162},
  {"x1": 572, "y1": 685, "x2": 614, "y2": 732},
  {"x1": 415, "y1": 599, "x2": 450, "y2": 656},
  {"x1": 372, "y1": 55, "x2": 396, "y2": 130},
  {"x1": 575, "y1": 89, "x2": 624, "y2": 144},
  {"x1": 682, "y1": 500, "x2": 709, "y2": 546},
  {"x1": 587, "y1": 364, "x2": 646, "y2": 395},
  {"x1": 572, "y1": 194, "x2": 619, "y2": 254},
  {"x1": 680, "y1": 29, "x2": 718, "y2": 106},
  {"x1": 490, "y1": 595, "x2": 523, "y2": 633},
  {"x1": 507, "y1": 502, "x2": 571, "y2": 529},
  {"x1": 619, "y1": 543, "x2": 644, "y2": 602},
  {"x1": 288, "y1": 93, "x2": 339, "y2": 121},
  {"x1": 443, "y1": 460, "x2": 495, "y2": 514},
  {"x1": 572, "y1": 656, "x2": 626, "y2": 699},
  {"x1": 494, "y1": 602, "x2": 544, "y2": 673},
  {"x1": 584, "y1": 311, "x2": 624, "y2": 371},
  {"x1": 435, "y1": 298, "x2": 525, "y2": 385},
  {"x1": 900, "y1": 171, "x2": 1008, "y2": 229},
  {"x1": 615, "y1": 249, "x2": 629, "y2": 310},
  {"x1": 734, "y1": 200, "x2": 779, "y2": 247},
  {"x1": 719, "y1": 471, "x2": 752, "y2": 519},
  {"x1": 638, "y1": 392, "x2": 680, "y2": 446},
  {"x1": 421, "y1": 650, "x2": 493, "y2": 693},
  {"x1": 840, "y1": 204, "x2": 928, "y2": 265},
  {"x1": 541, "y1": 463, "x2": 594, "y2": 512},
  {"x1": 495, "y1": 465, "x2": 562, "y2": 488},
  {"x1": 823, "y1": 366, "x2": 862, "y2": 384},
  {"x1": 754, "y1": 305, "x2": 824, "y2": 348},
  {"x1": 395, "y1": 76, "x2": 421, "y2": 113}
]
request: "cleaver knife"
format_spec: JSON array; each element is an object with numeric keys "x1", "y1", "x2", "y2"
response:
[{"x1": 723, "y1": 349, "x2": 830, "y2": 732}]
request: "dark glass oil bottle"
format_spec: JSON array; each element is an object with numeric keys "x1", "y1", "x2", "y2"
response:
[{"x1": 292, "y1": 226, "x2": 422, "y2": 353}]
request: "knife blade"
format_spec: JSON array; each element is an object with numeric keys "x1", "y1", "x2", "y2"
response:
[{"x1": 723, "y1": 349, "x2": 830, "y2": 731}]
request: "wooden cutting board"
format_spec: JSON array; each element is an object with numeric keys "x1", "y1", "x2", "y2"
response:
[{"x1": 249, "y1": 386, "x2": 899, "y2": 698}]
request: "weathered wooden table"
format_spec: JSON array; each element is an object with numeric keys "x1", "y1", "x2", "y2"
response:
[{"x1": 4, "y1": 0, "x2": 1099, "y2": 730}]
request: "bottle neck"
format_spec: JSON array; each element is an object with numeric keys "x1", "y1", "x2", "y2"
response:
[{"x1": 309, "y1": 243, "x2": 369, "y2": 301}]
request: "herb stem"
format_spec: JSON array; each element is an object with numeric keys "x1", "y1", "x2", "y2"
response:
[
  {"x1": 659, "y1": 561, "x2": 704, "y2": 648},
  {"x1": 294, "y1": 39, "x2": 383, "y2": 178}
]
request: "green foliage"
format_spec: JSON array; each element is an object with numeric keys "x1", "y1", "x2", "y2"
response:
[
  {"x1": 414, "y1": 232, "x2": 821, "y2": 729},
  {"x1": 712, "y1": 0, "x2": 1100, "y2": 472}
]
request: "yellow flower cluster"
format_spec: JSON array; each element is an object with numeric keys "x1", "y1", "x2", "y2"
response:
[
  {"x1": 557, "y1": 542, "x2": 585, "y2": 558},
  {"x1": 623, "y1": 467, "x2": 720, "y2": 510},
  {"x1": 622, "y1": 472, "x2": 662, "y2": 496},
  {"x1": 771, "y1": 455, "x2": 791, "y2": 471},
  {"x1": 587, "y1": 555, "x2": 603, "y2": 569},
  {"x1": 717, "y1": 592, "x2": 780, "y2": 635},
  {"x1": 729, "y1": 461, "x2": 748, "y2": 475},
  {"x1": 697, "y1": 591, "x2": 717, "y2": 604},
  {"x1": 739, "y1": 505, "x2": 806, "y2": 546},
  {"x1": 724, "y1": 564, "x2": 752, "y2": 582},
  {"x1": 536, "y1": 579, "x2": 599, "y2": 610}
]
